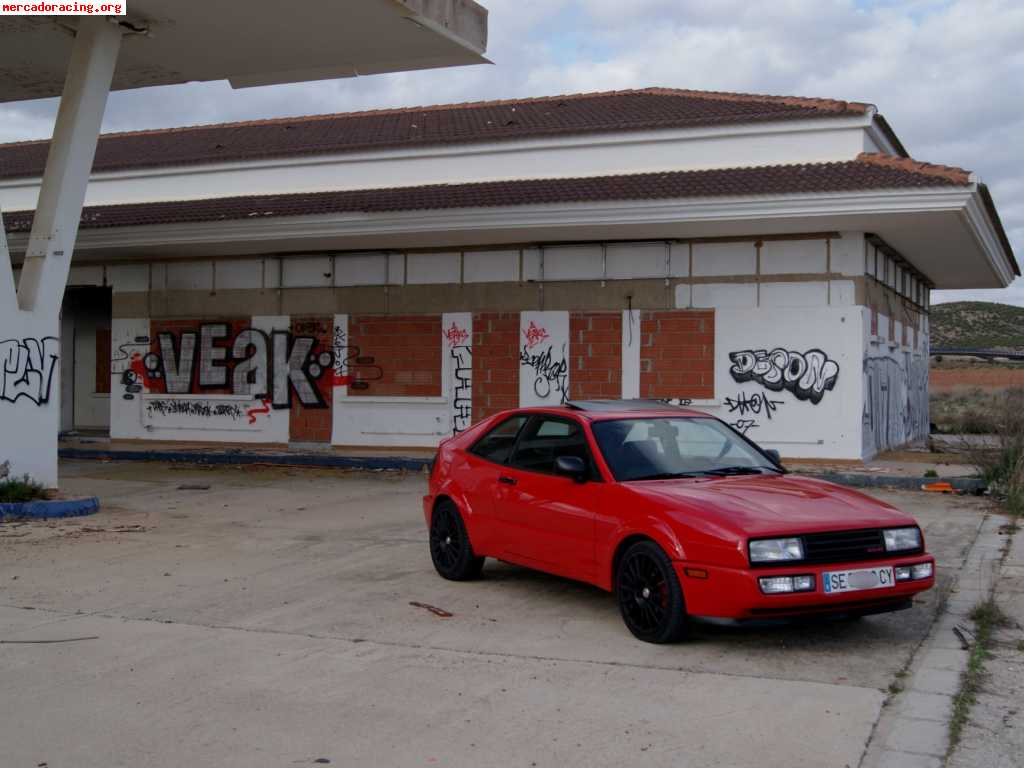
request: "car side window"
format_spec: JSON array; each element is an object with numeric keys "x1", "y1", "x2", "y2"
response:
[
  {"x1": 509, "y1": 416, "x2": 595, "y2": 477},
  {"x1": 469, "y1": 415, "x2": 528, "y2": 464}
]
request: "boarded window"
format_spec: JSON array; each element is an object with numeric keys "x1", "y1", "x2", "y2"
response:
[{"x1": 95, "y1": 327, "x2": 111, "y2": 394}]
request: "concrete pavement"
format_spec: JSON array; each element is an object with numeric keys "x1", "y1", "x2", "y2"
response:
[{"x1": 0, "y1": 461, "x2": 997, "y2": 767}]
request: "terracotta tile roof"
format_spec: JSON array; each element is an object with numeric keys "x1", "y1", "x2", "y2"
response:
[
  {"x1": 2, "y1": 156, "x2": 970, "y2": 235},
  {"x1": 0, "y1": 87, "x2": 875, "y2": 180}
]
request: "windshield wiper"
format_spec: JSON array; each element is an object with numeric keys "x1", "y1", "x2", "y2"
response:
[
  {"x1": 625, "y1": 471, "x2": 709, "y2": 481},
  {"x1": 703, "y1": 466, "x2": 769, "y2": 476}
]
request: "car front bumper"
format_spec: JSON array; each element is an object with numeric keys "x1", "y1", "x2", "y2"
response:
[{"x1": 675, "y1": 554, "x2": 936, "y2": 620}]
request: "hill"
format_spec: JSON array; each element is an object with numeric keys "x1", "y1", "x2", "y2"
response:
[{"x1": 930, "y1": 301, "x2": 1024, "y2": 352}]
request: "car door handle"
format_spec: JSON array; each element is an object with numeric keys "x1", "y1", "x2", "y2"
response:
[{"x1": 498, "y1": 476, "x2": 517, "y2": 486}]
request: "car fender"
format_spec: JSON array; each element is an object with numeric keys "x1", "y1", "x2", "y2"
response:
[{"x1": 599, "y1": 516, "x2": 687, "y2": 591}]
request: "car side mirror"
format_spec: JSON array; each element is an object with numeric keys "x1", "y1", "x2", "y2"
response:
[
  {"x1": 554, "y1": 455, "x2": 588, "y2": 483},
  {"x1": 764, "y1": 448, "x2": 782, "y2": 466}
]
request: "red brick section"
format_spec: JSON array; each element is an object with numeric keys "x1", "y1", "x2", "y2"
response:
[
  {"x1": 570, "y1": 312, "x2": 622, "y2": 399},
  {"x1": 346, "y1": 315, "x2": 442, "y2": 397},
  {"x1": 94, "y1": 327, "x2": 111, "y2": 394},
  {"x1": 640, "y1": 311, "x2": 715, "y2": 400},
  {"x1": 289, "y1": 316, "x2": 334, "y2": 443},
  {"x1": 472, "y1": 313, "x2": 519, "y2": 422},
  {"x1": 148, "y1": 317, "x2": 248, "y2": 394}
]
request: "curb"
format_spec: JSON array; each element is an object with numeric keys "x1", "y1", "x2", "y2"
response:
[
  {"x1": 0, "y1": 496, "x2": 100, "y2": 520},
  {"x1": 59, "y1": 448, "x2": 432, "y2": 473},
  {"x1": 800, "y1": 471, "x2": 986, "y2": 494}
]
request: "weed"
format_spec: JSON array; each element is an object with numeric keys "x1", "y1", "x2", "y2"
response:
[
  {"x1": 948, "y1": 598, "x2": 1011, "y2": 753},
  {"x1": 924, "y1": 469, "x2": 939, "y2": 478},
  {"x1": 0, "y1": 474, "x2": 47, "y2": 503}
]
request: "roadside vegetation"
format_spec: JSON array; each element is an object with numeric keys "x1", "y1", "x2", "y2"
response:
[
  {"x1": 956, "y1": 388, "x2": 1024, "y2": 516},
  {"x1": 947, "y1": 598, "x2": 1012, "y2": 754},
  {"x1": 0, "y1": 474, "x2": 48, "y2": 503}
]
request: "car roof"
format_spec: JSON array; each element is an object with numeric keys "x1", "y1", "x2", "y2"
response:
[{"x1": 509, "y1": 401, "x2": 711, "y2": 421}]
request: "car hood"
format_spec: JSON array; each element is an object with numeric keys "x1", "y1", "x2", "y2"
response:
[{"x1": 628, "y1": 473, "x2": 917, "y2": 539}]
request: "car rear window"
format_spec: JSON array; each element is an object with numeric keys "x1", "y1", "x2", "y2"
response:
[{"x1": 469, "y1": 415, "x2": 528, "y2": 464}]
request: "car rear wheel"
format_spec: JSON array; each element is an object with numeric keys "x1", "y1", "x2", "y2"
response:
[
  {"x1": 616, "y1": 540, "x2": 687, "y2": 643},
  {"x1": 429, "y1": 500, "x2": 484, "y2": 581}
]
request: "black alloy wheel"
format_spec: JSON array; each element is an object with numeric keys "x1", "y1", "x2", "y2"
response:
[
  {"x1": 429, "y1": 500, "x2": 485, "y2": 581},
  {"x1": 616, "y1": 540, "x2": 687, "y2": 643}
]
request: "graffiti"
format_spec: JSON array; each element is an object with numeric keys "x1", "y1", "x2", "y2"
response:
[
  {"x1": 729, "y1": 348, "x2": 839, "y2": 404},
  {"x1": 523, "y1": 321, "x2": 550, "y2": 349},
  {"x1": 245, "y1": 399, "x2": 273, "y2": 425},
  {"x1": 863, "y1": 353, "x2": 928, "y2": 454},
  {"x1": 520, "y1": 342, "x2": 569, "y2": 403},
  {"x1": 145, "y1": 398, "x2": 246, "y2": 421},
  {"x1": 660, "y1": 398, "x2": 693, "y2": 407},
  {"x1": 330, "y1": 324, "x2": 382, "y2": 391},
  {"x1": 723, "y1": 390, "x2": 785, "y2": 421},
  {"x1": 1, "y1": 336, "x2": 59, "y2": 406},
  {"x1": 444, "y1": 322, "x2": 470, "y2": 348},
  {"x1": 450, "y1": 345, "x2": 473, "y2": 433},
  {"x1": 730, "y1": 419, "x2": 759, "y2": 435},
  {"x1": 146, "y1": 326, "x2": 335, "y2": 409}
]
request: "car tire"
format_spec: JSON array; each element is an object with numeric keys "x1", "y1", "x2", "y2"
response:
[
  {"x1": 429, "y1": 499, "x2": 485, "y2": 581},
  {"x1": 615, "y1": 540, "x2": 688, "y2": 643}
]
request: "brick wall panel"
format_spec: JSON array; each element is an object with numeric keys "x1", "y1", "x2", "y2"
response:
[
  {"x1": 570, "y1": 312, "x2": 622, "y2": 401},
  {"x1": 347, "y1": 314, "x2": 443, "y2": 397},
  {"x1": 640, "y1": 310, "x2": 715, "y2": 400},
  {"x1": 472, "y1": 312, "x2": 519, "y2": 422}
]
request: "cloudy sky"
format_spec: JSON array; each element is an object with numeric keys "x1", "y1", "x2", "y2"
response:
[{"x1": 2, "y1": 0, "x2": 1022, "y2": 305}]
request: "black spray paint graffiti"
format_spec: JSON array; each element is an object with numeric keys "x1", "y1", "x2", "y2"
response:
[
  {"x1": 723, "y1": 389, "x2": 785, "y2": 434},
  {"x1": 0, "y1": 336, "x2": 59, "y2": 406},
  {"x1": 148, "y1": 326, "x2": 334, "y2": 409},
  {"x1": 520, "y1": 342, "x2": 569, "y2": 404},
  {"x1": 331, "y1": 325, "x2": 383, "y2": 391},
  {"x1": 443, "y1": 320, "x2": 474, "y2": 435},
  {"x1": 729, "y1": 348, "x2": 840, "y2": 404},
  {"x1": 145, "y1": 399, "x2": 246, "y2": 421},
  {"x1": 112, "y1": 334, "x2": 151, "y2": 400}
]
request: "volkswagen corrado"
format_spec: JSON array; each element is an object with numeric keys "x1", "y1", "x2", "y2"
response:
[{"x1": 423, "y1": 401, "x2": 935, "y2": 643}]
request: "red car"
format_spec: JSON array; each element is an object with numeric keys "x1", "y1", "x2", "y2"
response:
[{"x1": 423, "y1": 401, "x2": 935, "y2": 643}]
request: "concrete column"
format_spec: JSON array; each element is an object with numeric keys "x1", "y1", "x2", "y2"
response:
[{"x1": 1, "y1": 18, "x2": 122, "y2": 487}]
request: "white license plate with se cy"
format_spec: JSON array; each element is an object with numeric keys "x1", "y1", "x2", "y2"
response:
[{"x1": 822, "y1": 566, "x2": 895, "y2": 594}]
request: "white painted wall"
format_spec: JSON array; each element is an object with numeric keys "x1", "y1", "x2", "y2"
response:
[
  {"x1": 0, "y1": 312, "x2": 61, "y2": 485},
  {"x1": 699, "y1": 307, "x2": 864, "y2": 460},
  {"x1": 0, "y1": 118, "x2": 876, "y2": 212},
  {"x1": 519, "y1": 311, "x2": 570, "y2": 407}
]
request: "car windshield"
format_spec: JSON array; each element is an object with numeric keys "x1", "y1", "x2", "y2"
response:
[{"x1": 591, "y1": 417, "x2": 779, "y2": 482}]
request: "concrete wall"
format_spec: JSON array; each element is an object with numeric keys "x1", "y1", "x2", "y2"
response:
[{"x1": 88, "y1": 232, "x2": 930, "y2": 459}]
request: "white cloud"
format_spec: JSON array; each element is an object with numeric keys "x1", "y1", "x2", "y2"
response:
[{"x1": 1, "y1": 0, "x2": 1021, "y2": 303}]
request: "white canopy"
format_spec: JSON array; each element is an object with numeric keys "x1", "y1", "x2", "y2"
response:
[{"x1": 0, "y1": 0, "x2": 489, "y2": 103}]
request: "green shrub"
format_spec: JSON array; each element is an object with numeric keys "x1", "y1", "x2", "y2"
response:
[
  {"x1": 924, "y1": 469, "x2": 939, "y2": 478},
  {"x1": 0, "y1": 474, "x2": 47, "y2": 503}
]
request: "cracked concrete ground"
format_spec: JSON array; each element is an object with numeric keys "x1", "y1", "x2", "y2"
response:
[{"x1": 0, "y1": 461, "x2": 995, "y2": 768}]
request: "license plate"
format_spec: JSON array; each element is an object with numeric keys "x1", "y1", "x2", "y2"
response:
[{"x1": 822, "y1": 566, "x2": 895, "y2": 594}]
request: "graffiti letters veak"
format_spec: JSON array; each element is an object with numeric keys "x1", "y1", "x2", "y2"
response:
[
  {"x1": 1, "y1": 336, "x2": 59, "y2": 406},
  {"x1": 729, "y1": 348, "x2": 840, "y2": 404},
  {"x1": 138, "y1": 325, "x2": 336, "y2": 409}
]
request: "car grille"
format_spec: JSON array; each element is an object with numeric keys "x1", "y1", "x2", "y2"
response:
[{"x1": 801, "y1": 528, "x2": 891, "y2": 565}]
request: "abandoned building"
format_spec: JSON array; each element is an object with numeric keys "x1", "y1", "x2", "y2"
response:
[{"x1": 1, "y1": 88, "x2": 1017, "y2": 463}]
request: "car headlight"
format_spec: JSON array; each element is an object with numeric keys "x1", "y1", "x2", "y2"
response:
[
  {"x1": 749, "y1": 537, "x2": 804, "y2": 563},
  {"x1": 883, "y1": 527, "x2": 922, "y2": 552}
]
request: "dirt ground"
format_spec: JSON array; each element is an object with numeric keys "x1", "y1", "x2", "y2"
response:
[{"x1": 0, "y1": 460, "x2": 999, "y2": 768}]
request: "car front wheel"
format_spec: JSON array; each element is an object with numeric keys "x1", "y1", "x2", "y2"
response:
[
  {"x1": 615, "y1": 540, "x2": 688, "y2": 643},
  {"x1": 429, "y1": 499, "x2": 485, "y2": 581}
]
